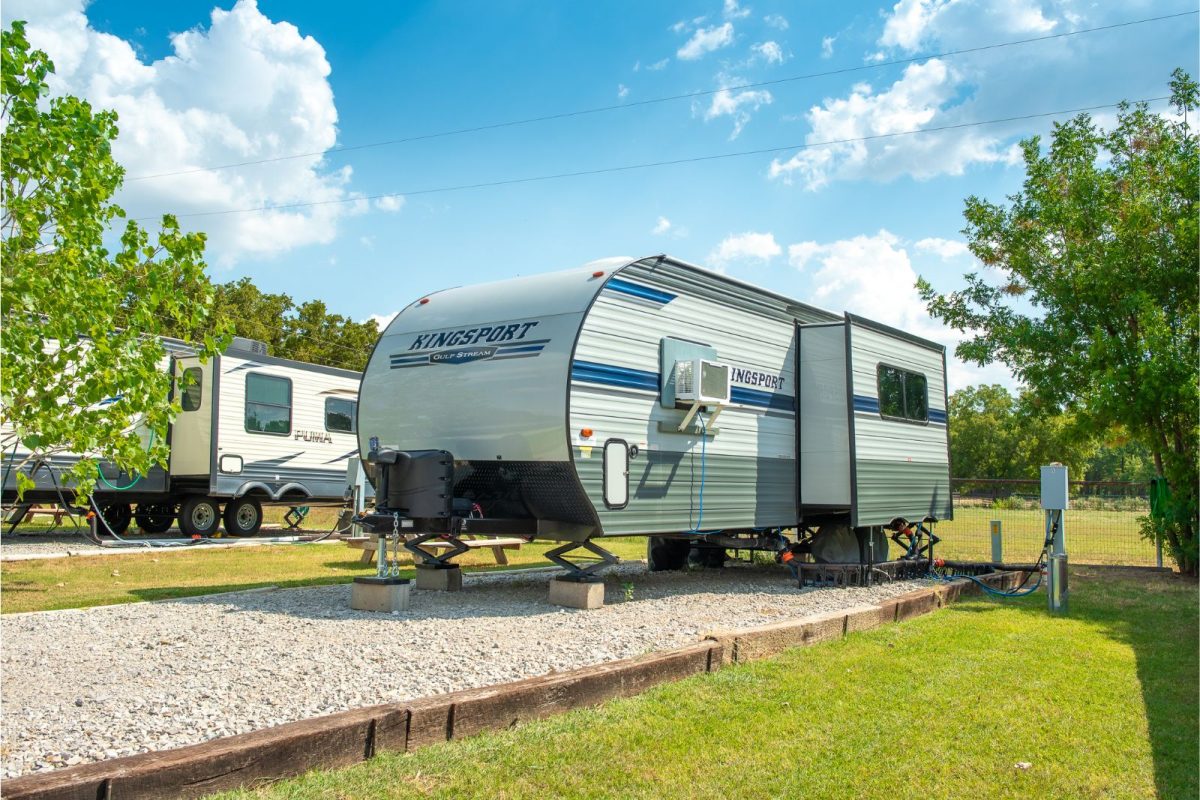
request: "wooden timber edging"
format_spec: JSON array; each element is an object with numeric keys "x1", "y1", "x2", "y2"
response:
[{"x1": 1, "y1": 570, "x2": 1026, "y2": 800}]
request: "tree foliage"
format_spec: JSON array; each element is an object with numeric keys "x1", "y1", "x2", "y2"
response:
[
  {"x1": 920, "y1": 71, "x2": 1199, "y2": 573},
  {"x1": 0, "y1": 21, "x2": 225, "y2": 501},
  {"x1": 176, "y1": 278, "x2": 378, "y2": 372},
  {"x1": 949, "y1": 384, "x2": 1153, "y2": 482}
]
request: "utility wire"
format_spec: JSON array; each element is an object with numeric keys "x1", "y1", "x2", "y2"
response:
[
  {"x1": 124, "y1": 10, "x2": 1197, "y2": 182},
  {"x1": 131, "y1": 97, "x2": 1170, "y2": 222}
]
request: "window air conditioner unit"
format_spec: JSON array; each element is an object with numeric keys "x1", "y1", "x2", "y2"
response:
[{"x1": 674, "y1": 358, "x2": 730, "y2": 406}]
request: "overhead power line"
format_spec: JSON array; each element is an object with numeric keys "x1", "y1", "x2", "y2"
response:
[
  {"x1": 124, "y1": 10, "x2": 1198, "y2": 182},
  {"x1": 130, "y1": 97, "x2": 1170, "y2": 222}
]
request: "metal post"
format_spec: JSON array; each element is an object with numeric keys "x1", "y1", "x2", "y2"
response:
[
  {"x1": 1041, "y1": 464, "x2": 1068, "y2": 615},
  {"x1": 1156, "y1": 531, "x2": 1164, "y2": 569},
  {"x1": 990, "y1": 520, "x2": 1003, "y2": 563}
]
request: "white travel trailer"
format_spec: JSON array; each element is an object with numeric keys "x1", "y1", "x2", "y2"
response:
[
  {"x1": 2, "y1": 339, "x2": 363, "y2": 537},
  {"x1": 357, "y1": 255, "x2": 951, "y2": 577}
]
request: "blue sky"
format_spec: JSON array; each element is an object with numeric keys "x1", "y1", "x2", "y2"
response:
[{"x1": 5, "y1": 0, "x2": 1197, "y2": 388}]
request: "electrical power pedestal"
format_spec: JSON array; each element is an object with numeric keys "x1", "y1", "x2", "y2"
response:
[{"x1": 1040, "y1": 464, "x2": 1069, "y2": 614}]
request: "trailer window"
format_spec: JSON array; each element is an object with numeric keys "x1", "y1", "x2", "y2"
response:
[
  {"x1": 181, "y1": 367, "x2": 203, "y2": 412},
  {"x1": 325, "y1": 397, "x2": 356, "y2": 433},
  {"x1": 876, "y1": 365, "x2": 928, "y2": 423},
  {"x1": 245, "y1": 374, "x2": 292, "y2": 435}
]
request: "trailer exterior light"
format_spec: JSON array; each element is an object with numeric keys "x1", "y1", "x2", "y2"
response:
[
  {"x1": 419, "y1": 298, "x2": 430, "y2": 305},
  {"x1": 591, "y1": 271, "x2": 604, "y2": 278},
  {"x1": 580, "y1": 428, "x2": 594, "y2": 439}
]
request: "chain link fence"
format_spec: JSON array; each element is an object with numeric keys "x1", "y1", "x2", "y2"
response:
[{"x1": 933, "y1": 479, "x2": 1159, "y2": 566}]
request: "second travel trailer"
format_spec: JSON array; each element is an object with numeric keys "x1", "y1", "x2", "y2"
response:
[
  {"x1": 355, "y1": 254, "x2": 951, "y2": 577},
  {"x1": 2, "y1": 339, "x2": 364, "y2": 536}
]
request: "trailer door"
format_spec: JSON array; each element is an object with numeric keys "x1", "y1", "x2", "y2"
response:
[{"x1": 169, "y1": 357, "x2": 214, "y2": 477}]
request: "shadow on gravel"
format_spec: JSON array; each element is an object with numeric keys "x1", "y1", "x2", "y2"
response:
[{"x1": 144, "y1": 562, "x2": 810, "y2": 623}]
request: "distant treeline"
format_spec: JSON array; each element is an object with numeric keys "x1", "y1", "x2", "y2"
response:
[
  {"x1": 948, "y1": 384, "x2": 1155, "y2": 484},
  {"x1": 167, "y1": 278, "x2": 380, "y2": 372}
]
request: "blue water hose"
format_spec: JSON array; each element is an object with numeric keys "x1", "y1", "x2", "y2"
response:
[{"x1": 686, "y1": 412, "x2": 722, "y2": 535}]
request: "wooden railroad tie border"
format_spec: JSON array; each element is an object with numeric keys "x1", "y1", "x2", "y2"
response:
[{"x1": 1, "y1": 571, "x2": 1024, "y2": 800}]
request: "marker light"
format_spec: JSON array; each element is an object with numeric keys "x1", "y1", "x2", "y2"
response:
[
  {"x1": 592, "y1": 271, "x2": 604, "y2": 278},
  {"x1": 580, "y1": 428, "x2": 594, "y2": 439},
  {"x1": 418, "y1": 298, "x2": 430, "y2": 305}
]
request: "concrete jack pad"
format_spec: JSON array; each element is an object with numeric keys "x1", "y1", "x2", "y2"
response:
[
  {"x1": 549, "y1": 577, "x2": 605, "y2": 609},
  {"x1": 415, "y1": 564, "x2": 463, "y2": 591},
  {"x1": 351, "y1": 577, "x2": 411, "y2": 613}
]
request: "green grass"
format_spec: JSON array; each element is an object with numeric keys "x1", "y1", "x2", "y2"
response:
[
  {"x1": 934, "y1": 505, "x2": 1155, "y2": 566},
  {"x1": 209, "y1": 567, "x2": 1198, "y2": 800},
  {"x1": 0, "y1": 537, "x2": 649, "y2": 614}
]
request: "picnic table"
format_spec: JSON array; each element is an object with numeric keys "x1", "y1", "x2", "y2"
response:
[{"x1": 345, "y1": 533, "x2": 525, "y2": 566}]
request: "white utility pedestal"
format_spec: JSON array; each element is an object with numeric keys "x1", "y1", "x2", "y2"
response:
[{"x1": 1040, "y1": 464, "x2": 1069, "y2": 614}]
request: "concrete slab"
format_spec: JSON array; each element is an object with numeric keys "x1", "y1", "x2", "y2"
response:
[
  {"x1": 415, "y1": 565, "x2": 463, "y2": 592},
  {"x1": 350, "y1": 578, "x2": 411, "y2": 613},
  {"x1": 548, "y1": 578, "x2": 604, "y2": 609}
]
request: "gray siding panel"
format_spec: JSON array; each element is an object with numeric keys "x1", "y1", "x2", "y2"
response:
[{"x1": 848, "y1": 322, "x2": 953, "y2": 526}]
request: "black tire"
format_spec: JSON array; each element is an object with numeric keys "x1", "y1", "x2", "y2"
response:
[
  {"x1": 134, "y1": 503, "x2": 175, "y2": 534},
  {"x1": 222, "y1": 496, "x2": 263, "y2": 537},
  {"x1": 179, "y1": 496, "x2": 221, "y2": 537},
  {"x1": 98, "y1": 502, "x2": 132, "y2": 536},
  {"x1": 647, "y1": 536, "x2": 689, "y2": 571},
  {"x1": 690, "y1": 545, "x2": 726, "y2": 569}
]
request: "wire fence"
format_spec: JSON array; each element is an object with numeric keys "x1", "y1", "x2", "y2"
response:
[{"x1": 935, "y1": 479, "x2": 1159, "y2": 567}]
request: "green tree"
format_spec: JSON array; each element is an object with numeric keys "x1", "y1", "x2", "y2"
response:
[
  {"x1": 948, "y1": 384, "x2": 1021, "y2": 479},
  {"x1": 0, "y1": 21, "x2": 225, "y2": 501},
  {"x1": 920, "y1": 71, "x2": 1199, "y2": 573},
  {"x1": 198, "y1": 279, "x2": 377, "y2": 371}
]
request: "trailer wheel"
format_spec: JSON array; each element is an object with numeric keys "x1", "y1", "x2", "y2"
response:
[
  {"x1": 222, "y1": 497, "x2": 263, "y2": 537},
  {"x1": 690, "y1": 545, "x2": 726, "y2": 569},
  {"x1": 179, "y1": 496, "x2": 221, "y2": 537},
  {"x1": 97, "y1": 502, "x2": 132, "y2": 536},
  {"x1": 647, "y1": 536, "x2": 689, "y2": 571},
  {"x1": 134, "y1": 503, "x2": 175, "y2": 534}
]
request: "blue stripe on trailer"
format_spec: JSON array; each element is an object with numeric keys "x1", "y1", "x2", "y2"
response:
[
  {"x1": 731, "y1": 386, "x2": 795, "y2": 412},
  {"x1": 853, "y1": 395, "x2": 880, "y2": 414},
  {"x1": 571, "y1": 361, "x2": 660, "y2": 392},
  {"x1": 603, "y1": 278, "x2": 677, "y2": 305},
  {"x1": 928, "y1": 408, "x2": 948, "y2": 424},
  {"x1": 573, "y1": 360, "x2": 795, "y2": 413}
]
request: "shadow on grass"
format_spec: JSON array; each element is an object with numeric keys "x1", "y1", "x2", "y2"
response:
[{"x1": 956, "y1": 565, "x2": 1198, "y2": 799}]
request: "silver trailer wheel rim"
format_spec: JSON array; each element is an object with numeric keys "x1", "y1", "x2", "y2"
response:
[
  {"x1": 236, "y1": 504, "x2": 256, "y2": 530},
  {"x1": 192, "y1": 504, "x2": 215, "y2": 530}
]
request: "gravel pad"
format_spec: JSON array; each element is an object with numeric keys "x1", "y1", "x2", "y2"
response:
[{"x1": 2, "y1": 563, "x2": 928, "y2": 777}]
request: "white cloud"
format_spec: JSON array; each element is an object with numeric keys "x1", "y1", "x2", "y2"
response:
[
  {"x1": 751, "y1": 41, "x2": 784, "y2": 65},
  {"x1": 789, "y1": 229, "x2": 1014, "y2": 390},
  {"x1": 710, "y1": 231, "x2": 781, "y2": 265},
  {"x1": 359, "y1": 235, "x2": 374, "y2": 250},
  {"x1": 652, "y1": 216, "x2": 672, "y2": 235},
  {"x1": 768, "y1": 59, "x2": 1018, "y2": 189},
  {"x1": 879, "y1": 0, "x2": 1055, "y2": 53},
  {"x1": 763, "y1": 14, "x2": 789, "y2": 30},
  {"x1": 617, "y1": 83, "x2": 629, "y2": 99},
  {"x1": 915, "y1": 237, "x2": 970, "y2": 259},
  {"x1": 3, "y1": 0, "x2": 360, "y2": 266},
  {"x1": 702, "y1": 72, "x2": 772, "y2": 139},
  {"x1": 677, "y1": 22, "x2": 734, "y2": 60},
  {"x1": 821, "y1": 35, "x2": 836, "y2": 59},
  {"x1": 366, "y1": 312, "x2": 396, "y2": 332},
  {"x1": 374, "y1": 195, "x2": 404, "y2": 212},
  {"x1": 646, "y1": 58, "x2": 669, "y2": 71},
  {"x1": 723, "y1": 0, "x2": 751, "y2": 20}
]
